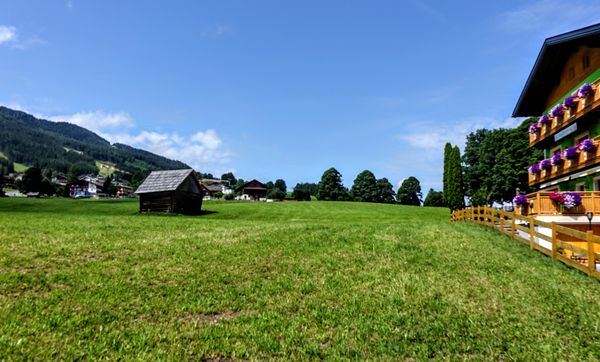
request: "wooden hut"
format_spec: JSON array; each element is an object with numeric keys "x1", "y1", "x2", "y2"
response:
[
  {"x1": 240, "y1": 179, "x2": 267, "y2": 200},
  {"x1": 135, "y1": 169, "x2": 203, "y2": 214}
]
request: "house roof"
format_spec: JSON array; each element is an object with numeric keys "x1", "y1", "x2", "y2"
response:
[
  {"x1": 135, "y1": 169, "x2": 196, "y2": 194},
  {"x1": 513, "y1": 23, "x2": 600, "y2": 117},
  {"x1": 241, "y1": 179, "x2": 266, "y2": 190}
]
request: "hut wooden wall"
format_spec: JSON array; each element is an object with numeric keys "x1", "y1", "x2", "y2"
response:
[{"x1": 140, "y1": 192, "x2": 174, "y2": 213}]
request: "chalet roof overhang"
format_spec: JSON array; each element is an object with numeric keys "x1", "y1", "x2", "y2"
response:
[{"x1": 513, "y1": 23, "x2": 600, "y2": 117}]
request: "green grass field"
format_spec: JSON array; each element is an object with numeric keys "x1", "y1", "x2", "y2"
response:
[{"x1": 2, "y1": 199, "x2": 600, "y2": 360}]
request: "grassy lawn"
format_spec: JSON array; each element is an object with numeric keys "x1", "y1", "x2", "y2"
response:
[{"x1": 2, "y1": 199, "x2": 600, "y2": 360}]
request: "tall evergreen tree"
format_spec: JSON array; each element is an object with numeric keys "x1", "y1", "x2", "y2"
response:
[
  {"x1": 446, "y1": 146, "x2": 465, "y2": 210},
  {"x1": 351, "y1": 170, "x2": 379, "y2": 202},
  {"x1": 397, "y1": 176, "x2": 422, "y2": 206},
  {"x1": 19, "y1": 166, "x2": 43, "y2": 193},
  {"x1": 443, "y1": 142, "x2": 452, "y2": 205},
  {"x1": 376, "y1": 178, "x2": 396, "y2": 204},
  {"x1": 317, "y1": 167, "x2": 349, "y2": 201}
]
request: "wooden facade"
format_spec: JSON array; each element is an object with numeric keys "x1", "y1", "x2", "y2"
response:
[
  {"x1": 240, "y1": 179, "x2": 267, "y2": 200},
  {"x1": 514, "y1": 24, "x2": 600, "y2": 197},
  {"x1": 136, "y1": 169, "x2": 203, "y2": 214}
]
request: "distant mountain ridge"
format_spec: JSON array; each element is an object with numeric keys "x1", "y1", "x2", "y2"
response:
[{"x1": 0, "y1": 106, "x2": 190, "y2": 176}]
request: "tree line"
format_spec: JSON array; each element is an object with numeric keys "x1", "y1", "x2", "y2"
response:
[{"x1": 442, "y1": 117, "x2": 542, "y2": 210}]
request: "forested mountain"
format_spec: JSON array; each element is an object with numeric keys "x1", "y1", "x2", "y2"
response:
[{"x1": 0, "y1": 106, "x2": 189, "y2": 176}]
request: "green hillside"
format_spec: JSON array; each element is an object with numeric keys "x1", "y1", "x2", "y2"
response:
[
  {"x1": 2, "y1": 199, "x2": 600, "y2": 360},
  {"x1": 0, "y1": 106, "x2": 189, "y2": 175}
]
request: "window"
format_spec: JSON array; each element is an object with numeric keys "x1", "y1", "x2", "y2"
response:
[
  {"x1": 594, "y1": 176, "x2": 600, "y2": 191},
  {"x1": 576, "y1": 182, "x2": 586, "y2": 191},
  {"x1": 583, "y1": 55, "x2": 590, "y2": 69}
]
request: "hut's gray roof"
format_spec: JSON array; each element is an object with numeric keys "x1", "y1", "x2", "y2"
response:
[{"x1": 135, "y1": 169, "x2": 195, "y2": 194}]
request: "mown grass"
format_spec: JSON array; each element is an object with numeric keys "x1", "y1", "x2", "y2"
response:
[{"x1": 1, "y1": 199, "x2": 600, "y2": 360}]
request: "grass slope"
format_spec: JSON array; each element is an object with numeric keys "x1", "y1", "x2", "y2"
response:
[{"x1": 1, "y1": 199, "x2": 600, "y2": 360}]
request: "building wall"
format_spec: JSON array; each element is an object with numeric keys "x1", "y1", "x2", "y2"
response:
[{"x1": 546, "y1": 46, "x2": 600, "y2": 110}]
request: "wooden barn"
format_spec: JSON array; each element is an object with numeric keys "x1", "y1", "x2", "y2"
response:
[{"x1": 135, "y1": 169, "x2": 203, "y2": 214}]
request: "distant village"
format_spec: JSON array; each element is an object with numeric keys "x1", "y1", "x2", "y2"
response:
[{"x1": 0, "y1": 167, "x2": 281, "y2": 202}]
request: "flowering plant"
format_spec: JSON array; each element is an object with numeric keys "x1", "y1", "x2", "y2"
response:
[
  {"x1": 551, "y1": 104, "x2": 565, "y2": 117},
  {"x1": 551, "y1": 152, "x2": 563, "y2": 165},
  {"x1": 578, "y1": 138, "x2": 596, "y2": 152},
  {"x1": 513, "y1": 194, "x2": 528, "y2": 206},
  {"x1": 563, "y1": 95, "x2": 578, "y2": 109},
  {"x1": 528, "y1": 163, "x2": 540, "y2": 174},
  {"x1": 549, "y1": 191, "x2": 582, "y2": 209},
  {"x1": 563, "y1": 146, "x2": 579, "y2": 159},
  {"x1": 577, "y1": 83, "x2": 593, "y2": 98},
  {"x1": 539, "y1": 159, "x2": 552, "y2": 170},
  {"x1": 538, "y1": 114, "x2": 551, "y2": 125},
  {"x1": 528, "y1": 123, "x2": 540, "y2": 134}
]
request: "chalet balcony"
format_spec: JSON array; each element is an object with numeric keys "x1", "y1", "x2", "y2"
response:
[
  {"x1": 516, "y1": 191, "x2": 600, "y2": 216},
  {"x1": 529, "y1": 80, "x2": 600, "y2": 147},
  {"x1": 529, "y1": 134, "x2": 600, "y2": 186}
]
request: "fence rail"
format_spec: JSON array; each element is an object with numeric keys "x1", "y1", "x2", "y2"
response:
[{"x1": 451, "y1": 206, "x2": 600, "y2": 279}]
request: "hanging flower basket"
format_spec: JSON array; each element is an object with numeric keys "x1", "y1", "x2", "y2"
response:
[
  {"x1": 539, "y1": 159, "x2": 552, "y2": 170},
  {"x1": 563, "y1": 146, "x2": 579, "y2": 160},
  {"x1": 528, "y1": 123, "x2": 540, "y2": 134},
  {"x1": 538, "y1": 114, "x2": 551, "y2": 126},
  {"x1": 528, "y1": 163, "x2": 540, "y2": 174},
  {"x1": 577, "y1": 83, "x2": 593, "y2": 98},
  {"x1": 578, "y1": 139, "x2": 596, "y2": 152},
  {"x1": 563, "y1": 95, "x2": 578, "y2": 109},
  {"x1": 551, "y1": 104, "x2": 565, "y2": 118},
  {"x1": 549, "y1": 191, "x2": 582, "y2": 210},
  {"x1": 551, "y1": 152, "x2": 563, "y2": 165},
  {"x1": 513, "y1": 194, "x2": 528, "y2": 206}
]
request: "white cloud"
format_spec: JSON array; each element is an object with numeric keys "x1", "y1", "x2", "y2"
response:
[
  {"x1": 398, "y1": 116, "x2": 522, "y2": 153},
  {"x1": 0, "y1": 26, "x2": 16, "y2": 45},
  {"x1": 499, "y1": 0, "x2": 600, "y2": 36},
  {"x1": 49, "y1": 111, "x2": 135, "y2": 133},
  {"x1": 48, "y1": 110, "x2": 233, "y2": 173}
]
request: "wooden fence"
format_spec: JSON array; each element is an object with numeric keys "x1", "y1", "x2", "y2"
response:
[{"x1": 452, "y1": 206, "x2": 600, "y2": 279}]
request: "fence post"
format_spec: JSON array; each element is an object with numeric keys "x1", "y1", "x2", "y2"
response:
[
  {"x1": 529, "y1": 216, "x2": 535, "y2": 249},
  {"x1": 511, "y1": 214, "x2": 516, "y2": 239},
  {"x1": 551, "y1": 222, "x2": 557, "y2": 259},
  {"x1": 477, "y1": 206, "x2": 481, "y2": 225},
  {"x1": 587, "y1": 230, "x2": 596, "y2": 275},
  {"x1": 490, "y1": 207, "x2": 495, "y2": 228}
]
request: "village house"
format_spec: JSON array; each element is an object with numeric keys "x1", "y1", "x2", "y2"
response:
[
  {"x1": 237, "y1": 179, "x2": 267, "y2": 201},
  {"x1": 514, "y1": 23, "x2": 600, "y2": 232}
]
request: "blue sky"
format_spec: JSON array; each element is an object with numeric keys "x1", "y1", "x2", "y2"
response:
[{"x1": 2, "y1": 1, "x2": 600, "y2": 191}]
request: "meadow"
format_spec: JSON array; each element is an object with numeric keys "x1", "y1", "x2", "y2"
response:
[{"x1": 2, "y1": 198, "x2": 600, "y2": 360}]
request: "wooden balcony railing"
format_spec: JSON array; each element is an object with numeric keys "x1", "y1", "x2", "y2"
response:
[
  {"x1": 529, "y1": 135, "x2": 600, "y2": 186},
  {"x1": 529, "y1": 79, "x2": 600, "y2": 146},
  {"x1": 515, "y1": 191, "x2": 600, "y2": 216}
]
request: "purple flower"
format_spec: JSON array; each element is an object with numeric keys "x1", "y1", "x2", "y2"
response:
[
  {"x1": 578, "y1": 139, "x2": 596, "y2": 152},
  {"x1": 562, "y1": 192, "x2": 582, "y2": 209},
  {"x1": 551, "y1": 104, "x2": 565, "y2": 117},
  {"x1": 528, "y1": 163, "x2": 540, "y2": 174},
  {"x1": 513, "y1": 194, "x2": 528, "y2": 206},
  {"x1": 538, "y1": 114, "x2": 551, "y2": 125},
  {"x1": 551, "y1": 152, "x2": 563, "y2": 165},
  {"x1": 528, "y1": 123, "x2": 540, "y2": 134},
  {"x1": 577, "y1": 83, "x2": 593, "y2": 98},
  {"x1": 563, "y1": 95, "x2": 578, "y2": 109},
  {"x1": 563, "y1": 147, "x2": 579, "y2": 159},
  {"x1": 539, "y1": 159, "x2": 551, "y2": 170}
]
